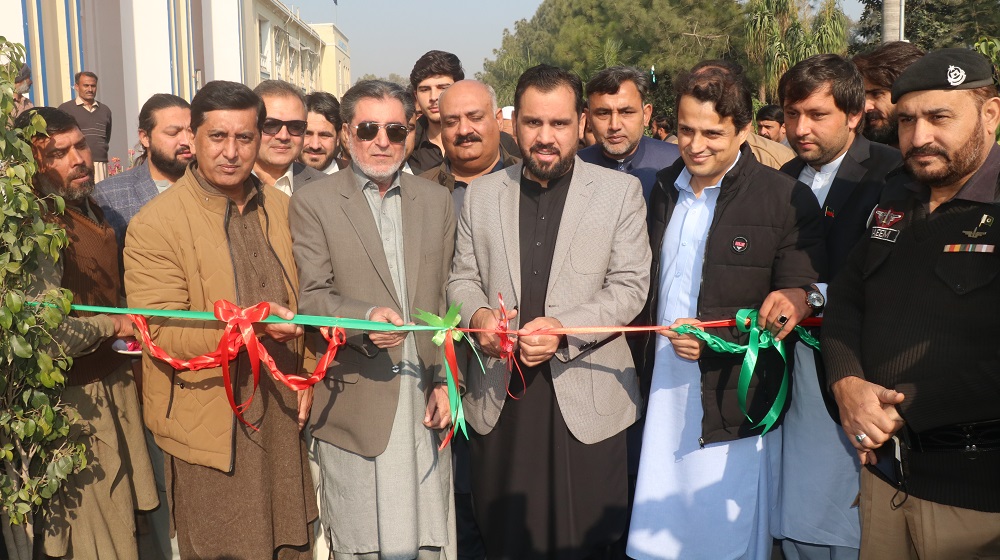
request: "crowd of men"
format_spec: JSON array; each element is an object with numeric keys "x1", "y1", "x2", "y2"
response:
[{"x1": 11, "y1": 40, "x2": 1000, "y2": 560}]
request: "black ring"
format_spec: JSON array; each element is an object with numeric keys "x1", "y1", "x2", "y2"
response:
[{"x1": 777, "y1": 315, "x2": 789, "y2": 325}]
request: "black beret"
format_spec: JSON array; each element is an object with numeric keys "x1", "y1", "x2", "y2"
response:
[{"x1": 891, "y1": 48, "x2": 994, "y2": 103}]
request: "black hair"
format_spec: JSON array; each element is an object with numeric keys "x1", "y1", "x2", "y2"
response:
[
  {"x1": 853, "y1": 42, "x2": 926, "y2": 90},
  {"x1": 514, "y1": 64, "x2": 584, "y2": 114},
  {"x1": 74, "y1": 71, "x2": 98, "y2": 83},
  {"x1": 675, "y1": 65, "x2": 753, "y2": 131},
  {"x1": 586, "y1": 66, "x2": 651, "y2": 100},
  {"x1": 779, "y1": 54, "x2": 865, "y2": 118},
  {"x1": 756, "y1": 104, "x2": 784, "y2": 124},
  {"x1": 306, "y1": 91, "x2": 343, "y2": 130},
  {"x1": 190, "y1": 80, "x2": 266, "y2": 132},
  {"x1": 14, "y1": 107, "x2": 79, "y2": 139},
  {"x1": 409, "y1": 51, "x2": 464, "y2": 91}
]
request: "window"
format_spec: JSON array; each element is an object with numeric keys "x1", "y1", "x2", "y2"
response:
[{"x1": 258, "y1": 19, "x2": 272, "y2": 79}]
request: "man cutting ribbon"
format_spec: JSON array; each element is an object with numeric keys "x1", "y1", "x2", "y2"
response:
[
  {"x1": 124, "y1": 80, "x2": 317, "y2": 559},
  {"x1": 627, "y1": 62, "x2": 826, "y2": 560}
]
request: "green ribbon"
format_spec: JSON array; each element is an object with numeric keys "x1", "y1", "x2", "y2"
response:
[
  {"x1": 413, "y1": 305, "x2": 469, "y2": 442},
  {"x1": 673, "y1": 309, "x2": 820, "y2": 435}
]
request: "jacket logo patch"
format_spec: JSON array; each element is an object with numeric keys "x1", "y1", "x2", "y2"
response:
[
  {"x1": 875, "y1": 207, "x2": 904, "y2": 227},
  {"x1": 732, "y1": 236, "x2": 749, "y2": 253}
]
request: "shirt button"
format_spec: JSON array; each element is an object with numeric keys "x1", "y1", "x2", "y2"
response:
[
  {"x1": 260, "y1": 282, "x2": 266, "y2": 288},
  {"x1": 536, "y1": 241, "x2": 542, "y2": 246},
  {"x1": 243, "y1": 224, "x2": 248, "y2": 229},
  {"x1": 533, "y1": 271, "x2": 538, "y2": 275},
  {"x1": 253, "y1": 252, "x2": 258, "y2": 257},
  {"x1": 675, "y1": 271, "x2": 681, "y2": 277},
  {"x1": 391, "y1": 365, "x2": 400, "y2": 373},
  {"x1": 541, "y1": 216, "x2": 546, "y2": 220},
  {"x1": 681, "y1": 241, "x2": 688, "y2": 247}
]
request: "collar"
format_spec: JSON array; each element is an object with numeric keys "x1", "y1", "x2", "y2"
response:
[
  {"x1": 597, "y1": 135, "x2": 645, "y2": 169},
  {"x1": 800, "y1": 150, "x2": 849, "y2": 181},
  {"x1": 905, "y1": 142, "x2": 1000, "y2": 204},
  {"x1": 321, "y1": 158, "x2": 340, "y2": 175},
  {"x1": 676, "y1": 148, "x2": 741, "y2": 194},
  {"x1": 75, "y1": 97, "x2": 99, "y2": 109},
  {"x1": 520, "y1": 162, "x2": 574, "y2": 192},
  {"x1": 190, "y1": 161, "x2": 261, "y2": 212}
]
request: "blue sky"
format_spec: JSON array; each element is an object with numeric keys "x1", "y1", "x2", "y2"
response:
[{"x1": 292, "y1": 0, "x2": 866, "y2": 80}]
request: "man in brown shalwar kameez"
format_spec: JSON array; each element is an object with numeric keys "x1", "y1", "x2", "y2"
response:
[
  {"x1": 123, "y1": 80, "x2": 317, "y2": 559},
  {"x1": 17, "y1": 106, "x2": 159, "y2": 560}
]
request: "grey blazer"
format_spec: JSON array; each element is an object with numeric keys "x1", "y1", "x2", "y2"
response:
[
  {"x1": 290, "y1": 168, "x2": 455, "y2": 457},
  {"x1": 448, "y1": 157, "x2": 651, "y2": 444},
  {"x1": 291, "y1": 161, "x2": 326, "y2": 192}
]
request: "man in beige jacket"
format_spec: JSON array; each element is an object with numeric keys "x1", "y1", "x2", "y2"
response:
[{"x1": 124, "y1": 80, "x2": 316, "y2": 559}]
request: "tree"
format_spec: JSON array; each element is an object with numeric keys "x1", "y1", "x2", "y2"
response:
[
  {"x1": 478, "y1": 0, "x2": 744, "y2": 112},
  {"x1": 851, "y1": 0, "x2": 1000, "y2": 52},
  {"x1": 0, "y1": 37, "x2": 86, "y2": 559},
  {"x1": 744, "y1": 0, "x2": 848, "y2": 102}
]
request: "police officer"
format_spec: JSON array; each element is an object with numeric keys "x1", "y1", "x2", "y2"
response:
[{"x1": 823, "y1": 48, "x2": 1000, "y2": 559}]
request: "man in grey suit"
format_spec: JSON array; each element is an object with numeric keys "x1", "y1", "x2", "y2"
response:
[
  {"x1": 252, "y1": 80, "x2": 325, "y2": 196},
  {"x1": 448, "y1": 64, "x2": 651, "y2": 559},
  {"x1": 290, "y1": 80, "x2": 457, "y2": 559},
  {"x1": 94, "y1": 93, "x2": 192, "y2": 250}
]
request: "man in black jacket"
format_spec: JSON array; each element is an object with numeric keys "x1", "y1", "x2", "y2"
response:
[
  {"x1": 775, "y1": 54, "x2": 901, "y2": 560},
  {"x1": 824, "y1": 48, "x2": 1000, "y2": 559},
  {"x1": 627, "y1": 62, "x2": 825, "y2": 560}
]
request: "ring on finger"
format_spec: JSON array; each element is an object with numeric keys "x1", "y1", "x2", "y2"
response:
[
  {"x1": 777, "y1": 315, "x2": 789, "y2": 326},
  {"x1": 855, "y1": 433, "x2": 868, "y2": 443}
]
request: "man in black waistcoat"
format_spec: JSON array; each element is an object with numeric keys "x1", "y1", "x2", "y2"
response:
[{"x1": 823, "y1": 48, "x2": 1000, "y2": 559}]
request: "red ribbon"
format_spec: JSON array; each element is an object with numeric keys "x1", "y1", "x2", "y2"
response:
[
  {"x1": 496, "y1": 293, "x2": 525, "y2": 399},
  {"x1": 438, "y1": 331, "x2": 461, "y2": 450},
  {"x1": 129, "y1": 300, "x2": 344, "y2": 428}
]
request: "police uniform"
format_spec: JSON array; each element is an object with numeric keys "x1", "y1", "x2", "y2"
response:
[{"x1": 822, "y1": 48, "x2": 1000, "y2": 560}]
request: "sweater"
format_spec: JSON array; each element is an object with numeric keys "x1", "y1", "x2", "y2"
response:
[
  {"x1": 823, "y1": 144, "x2": 1000, "y2": 512},
  {"x1": 58, "y1": 99, "x2": 112, "y2": 162}
]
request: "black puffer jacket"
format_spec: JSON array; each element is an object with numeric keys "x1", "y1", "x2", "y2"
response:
[{"x1": 636, "y1": 143, "x2": 827, "y2": 444}]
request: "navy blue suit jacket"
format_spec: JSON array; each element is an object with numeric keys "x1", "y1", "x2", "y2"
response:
[{"x1": 578, "y1": 135, "x2": 680, "y2": 201}]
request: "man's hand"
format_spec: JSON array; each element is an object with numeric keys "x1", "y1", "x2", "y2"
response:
[
  {"x1": 423, "y1": 384, "x2": 452, "y2": 430},
  {"x1": 368, "y1": 307, "x2": 408, "y2": 349},
  {"x1": 470, "y1": 307, "x2": 518, "y2": 359},
  {"x1": 660, "y1": 318, "x2": 706, "y2": 361},
  {"x1": 296, "y1": 387, "x2": 313, "y2": 432},
  {"x1": 832, "y1": 376, "x2": 905, "y2": 465},
  {"x1": 517, "y1": 317, "x2": 563, "y2": 367},
  {"x1": 256, "y1": 303, "x2": 305, "y2": 342},
  {"x1": 111, "y1": 315, "x2": 135, "y2": 338},
  {"x1": 757, "y1": 288, "x2": 811, "y2": 341}
]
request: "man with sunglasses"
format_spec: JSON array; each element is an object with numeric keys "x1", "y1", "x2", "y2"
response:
[
  {"x1": 252, "y1": 80, "x2": 325, "y2": 196},
  {"x1": 290, "y1": 79, "x2": 458, "y2": 559}
]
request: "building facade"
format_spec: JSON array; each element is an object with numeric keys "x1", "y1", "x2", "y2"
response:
[
  {"x1": 6, "y1": 0, "x2": 346, "y2": 166},
  {"x1": 311, "y1": 22, "x2": 350, "y2": 98}
]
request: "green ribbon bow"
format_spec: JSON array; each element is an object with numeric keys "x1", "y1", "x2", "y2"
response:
[
  {"x1": 673, "y1": 309, "x2": 821, "y2": 435},
  {"x1": 413, "y1": 305, "x2": 468, "y2": 442}
]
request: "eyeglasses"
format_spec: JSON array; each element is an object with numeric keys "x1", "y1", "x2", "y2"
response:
[
  {"x1": 262, "y1": 118, "x2": 308, "y2": 137},
  {"x1": 354, "y1": 122, "x2": 410, "y2": 143}
]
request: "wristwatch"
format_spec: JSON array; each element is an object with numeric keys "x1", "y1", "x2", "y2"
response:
[{"x1": 804, "y1": 284, "x2": 825, "y2": 313}]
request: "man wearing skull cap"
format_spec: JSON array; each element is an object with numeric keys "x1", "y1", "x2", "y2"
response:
[{"x1": 823, "y1": 48, "x2": 1000, "y2": 559}]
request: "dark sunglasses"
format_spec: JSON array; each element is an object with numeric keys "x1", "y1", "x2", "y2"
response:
[
  {"x1": 262, "y1": 118, "x2": 308, "y2": 137},
  {"x1": 355, "y1": 122, "x2": 410, "y2": 143}
]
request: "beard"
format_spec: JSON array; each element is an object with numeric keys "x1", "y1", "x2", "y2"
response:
[
  {"x1": 15, "y1": 81, "x2": 30, "y2": 95},
  {"x1": 36, "y1": 169, "x2": 95, "y2": 202},
  {"x1": 600, "y1": 134, "x2": 640, "y2": 158},
  {"x1": 149, "y1": 144, "x2": 191, "y2": 179},
  {"x1": 904, "y1": 119, "x2": 985, "y2": 188},
  {"x1": 864, "y1": 110, "x2": 898, "y2": 145},
  {"x1": 302, "y1": 148, "x2": 337, "y2": 171},
  {"x1": 522, "y1": 143, "x2": 575, "y2": 181},
  {"x1": 354, "y1": 153, "x2": 404, "y2": 184}
]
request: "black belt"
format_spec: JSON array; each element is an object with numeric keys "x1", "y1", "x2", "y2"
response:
[{"x1": 906, "y1": 419, "x2": 1000, "y2": 453}]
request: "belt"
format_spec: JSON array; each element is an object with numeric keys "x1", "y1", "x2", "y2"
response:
[{"x1": 907, "y1": 419, "x2": 1000, "y2": 453}]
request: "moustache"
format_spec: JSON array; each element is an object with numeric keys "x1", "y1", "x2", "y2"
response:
[
  {"x1": 176, "y1": 149, "x2": 193, "y2": 158},
  {"x1": 530, "y1": 143, "x2": 558, "y2": 154},
  {"x1": 302, "y1": 147, "x2": 327, "y2": 154},
  {"x1": 454, "y1": 133, "x2": 482, "y2": 146},
  {"x1": 905, "y1": 145, "x2": 949, "y2": 161}
]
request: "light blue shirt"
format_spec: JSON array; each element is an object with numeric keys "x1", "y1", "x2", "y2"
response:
[{"x1": 629, "y1": 151, "x2": 778, "y2": 560}]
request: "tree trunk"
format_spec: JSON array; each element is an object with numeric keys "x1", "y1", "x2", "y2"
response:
[
  {"x1": 883, "y1": 0, "x2": 903, "y2": 42},
  {"x1": 1, "y1": 512, "x2": 33, "y2": 560}
]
